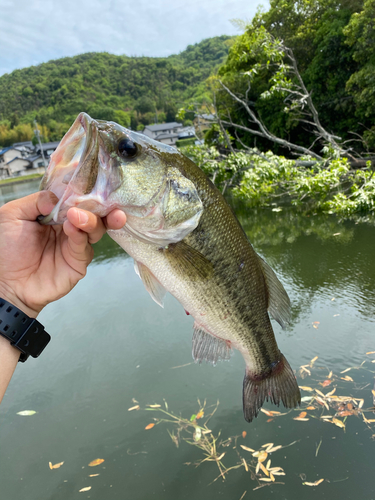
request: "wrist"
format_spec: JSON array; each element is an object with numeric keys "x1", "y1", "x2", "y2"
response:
[{"x1": 0, "y1": 282, "x2": 39, "y2": 319}]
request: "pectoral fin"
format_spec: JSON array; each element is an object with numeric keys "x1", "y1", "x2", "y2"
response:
[
  {"x1": 258, "y1": 255, "x2": 291, "y2": 328},
  {"x1": 163, "y1": 241, "x2": 214, "y2": 281},
  {"x1": 134, "y1": 261, "x2": 167, "y2": 307},
  {"x1": 192, "y1": 323, "x2": 232, "y2": 366}
]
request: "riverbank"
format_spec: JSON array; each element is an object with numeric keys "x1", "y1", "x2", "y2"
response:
[{"x1": 0, "y1": 173, "x2": 43, "y2": 187}]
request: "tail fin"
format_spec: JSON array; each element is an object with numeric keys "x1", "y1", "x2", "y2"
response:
[{"x1": 243, "y1": 353, "x2": 301, "y2": 423}]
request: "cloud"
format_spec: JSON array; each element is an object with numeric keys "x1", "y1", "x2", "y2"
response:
[{"x1": 0, "y1": 0, "x2": 264, "y2": 75}]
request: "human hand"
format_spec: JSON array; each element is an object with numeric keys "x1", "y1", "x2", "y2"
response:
[{"x1": 0, "y1": 191, "x2": 127, "y2": 318}]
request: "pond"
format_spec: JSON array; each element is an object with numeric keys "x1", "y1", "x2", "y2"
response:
[{"x1": 1, "y1": 180, "x2": 375, "y2": 500}]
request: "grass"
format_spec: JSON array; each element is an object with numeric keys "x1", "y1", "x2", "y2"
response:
[{"x1": 0, "y1": 173, "x2": 43, "y2": 186}]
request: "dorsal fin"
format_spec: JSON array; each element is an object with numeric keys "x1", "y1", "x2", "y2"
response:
[{"x1": 258, "y1": 256, "x2": 291, "y2": 328}]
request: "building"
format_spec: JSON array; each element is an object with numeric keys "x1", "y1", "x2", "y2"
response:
[
  {"x1": 143, "y1": 122, "x2": 194, "y2": 146},
  {"x1": 35, "y1": 141, "x2": 60, "y2": 157},
  {"x1": 193, "y1": 114, "x2": 215, "y2": 133},
  {"x1": 0, "y1": 140, "x2": 57, "y2": 179}
]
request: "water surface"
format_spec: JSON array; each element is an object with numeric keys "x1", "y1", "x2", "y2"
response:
[{"x1": 1, "y1": 182, "x2": 375, "y2": 499}]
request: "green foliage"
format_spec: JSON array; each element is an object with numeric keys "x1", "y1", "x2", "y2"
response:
[
  {"x1": 176, "y1": 137, "x2": 195, "y2": 147},
  {"x1": 182, "y1": 145, "x2": 375, "y2": 215},
  {"x1": 0, "y1": 36, "x2": 232, "y2": 147},
  {"x1": 216, "y1": 0, "x2": 366, "y2": 154},
  {"x1": 344, "y1": 0, "x2": 375, "y2": 147}
]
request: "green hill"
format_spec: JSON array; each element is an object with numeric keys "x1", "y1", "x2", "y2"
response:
[{"x1": 0, "y1": 36, "x2": 233, "y2": 145}]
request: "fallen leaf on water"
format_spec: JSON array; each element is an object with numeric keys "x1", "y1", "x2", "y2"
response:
[
  {"x1": 347, "y1": 403, "x2": 353, "y2": 410},
  {"x1": 265, "y1": 443, "x2": 275, "y2": 452},
  {"x1": 259, "y1": 478, "x2": 273, "y2": 482},
  {"x1": 242, "y1": 431, "x2": 247, "y2": 439},
  {"x1": 240, "y1": 445, "x2": 255, "y2": 453},
  {"x1": 341, "y1": 368, "x2": 352, "y2": 374},
  {"x1": 332, "y1": 418, "x2": 345, "y2": 429},
  {"x1": 145, "y1": 423, "x2": 155, "y2": 430},
  {"x1": 16, "y1": 410, "x2": 36, "y2": 416},
  {"x1": 326, "y1": 388, "x2": 336, "y2": 397},
  {"x1": 320, "y1": 415, "x2": 333, "y2": 420},
  {"x1": 255, "y1": 462, "x2": 260, "y2": 474},
  {"x1": 358, "y1": 399, "x2": 364, "y2": 409},
  {"x1": 294, "y1": 417, "x2": 309, "y2": 421},
  {"x1": 269, "y1": 472, "x2": 275, "y2": 482},
  {"x1": 303, "y1": 479, "x2": 324, "y2": 487},
  {"x1": 89, "y1": 474, "x2": 100, "y2": 477},
  {"x1": 328, "y1": 371, "x2": 333, "y2": 378},
  {"x1": 147, "y1": 404, "x2": 161, "y2": 408},
  {"x1": 301, "y1": 366, "x2": 311, "y2": 376},
  {"x1": 49, "y1": 461, "x2": 64, "y2": 470},
  {"x1": 313, "y1": 324, "x2": 319, "y2": 329},
  {"x1": 299, "y1": 386, "x2": 314, "y2": 392},
  {"x1": 336, "y1": 410, "x2": 355, "y2": 417},
  {"x1": 261, "y1": 442, "x2": 273, "y2": 448},
  {"x1": 315, "y1": 389, "x2": 325, "y2": 398},
  {"x1": 242, "y1": 458, "x2": 248, "y2": 472},
  {"x1": 298, "y1": 412, "x2": 307, "y2": 418},
  {"x1": 320, "y1": 379, "x2": 332, "y2": 387},
  {"x1": 259, "y1": 462, "x2": 269, "y2": 476},
  {"x1": 341, "y1": 376, "x2": 354, "y2": 382},
  {"x1": 88, "y1": 459, "x2": 105, "y2": 467},
  {"x1": 128, "y1": 405, "x2": 140, "y2": 411},
  {"x1": 196, "y1": 411, "x2": 204, "y2": 419},
  {"x1": 79, "y1": 487, "x2": 92, "y2": 493},
  {"x1": 301, "y1": 396, "x2": 313, "y2": 403},
  {"x1": 306, "y1": 406, "x2": 316, "y2": 410},
  {"x1": 260, "y1": 409, "x2": 274, "y2": 417},
  {"x1": 257, "y1": 451, "x2": 268, "y2": 463},
  {"x1": 372, "y1": 390, "x2": 375, "y2": 398},
  {"x1": 366, "y1": 351, "x2": 375, "y2": 355}
]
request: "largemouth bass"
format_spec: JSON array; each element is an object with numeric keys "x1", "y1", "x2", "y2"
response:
[{"x1": 40, "y1": 112, "x2": 301, "y2": 422}]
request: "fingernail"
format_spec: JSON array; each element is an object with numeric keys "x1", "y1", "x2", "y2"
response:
[{"x1": 78, "y1": 210, "x2": 89, "y2": 225}]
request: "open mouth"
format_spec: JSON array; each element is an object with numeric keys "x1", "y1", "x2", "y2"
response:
[{"x1": 39, "y1": 113, "x2": 100, "y2": 224}]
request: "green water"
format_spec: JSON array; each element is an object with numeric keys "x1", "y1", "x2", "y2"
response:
[{"x1": 1, "y1": 181, "x2": 375, "y2": 499}]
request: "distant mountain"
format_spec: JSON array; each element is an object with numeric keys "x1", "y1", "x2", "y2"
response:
[{"x1": 0, "y1": 36, "x2": 233, "y2": 142}]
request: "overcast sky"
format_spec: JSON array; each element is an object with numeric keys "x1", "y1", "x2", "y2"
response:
[{"x1": 0, "y1": 0, "x2": 265, "y2": 76}]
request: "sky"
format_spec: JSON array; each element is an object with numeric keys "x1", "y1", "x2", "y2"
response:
[{"x1": 0, "y1": 0, "x2": 265, "y2": 76}]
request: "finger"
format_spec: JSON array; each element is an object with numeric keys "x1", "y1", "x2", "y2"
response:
[
  {"x1": 0, "y1": 191, "x2": 58, "y2": 222},
  {"x1": 66, "y1": 207, "x2": 106, "y2": 244},
  {"x1": 63, "y1": 220, "x2": 93, "y2": 264},
  {"x1": 105, "y1": 209, "x2": 127, "y2": 230}
]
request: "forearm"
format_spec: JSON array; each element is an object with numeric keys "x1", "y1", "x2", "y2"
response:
[
  {"x1": 0, "y1": 289, "x2": 38, "y2": 404},
  {"x1": 0, "y1": 335, "x2": 20, "y2": 403}
]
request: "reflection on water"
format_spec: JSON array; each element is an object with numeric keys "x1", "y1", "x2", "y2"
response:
[{"x1": 1, "y1": 183, "x2": 375, "y2": 500}]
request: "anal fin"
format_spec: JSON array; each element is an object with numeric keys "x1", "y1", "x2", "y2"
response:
[
  {"x1": 134, "y1": 261, "x2": 167, "y2": 308},
  {"x1": 192, "y1": 323, "x2": 232, "y2": 366},
  {"x1": 243, "y1": 353, "x2": 301, "y2": 423}
]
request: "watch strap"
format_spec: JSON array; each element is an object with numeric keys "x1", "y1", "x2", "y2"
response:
[{"x1": 0, "y1": 298, "x2": 50, "y2": 362}]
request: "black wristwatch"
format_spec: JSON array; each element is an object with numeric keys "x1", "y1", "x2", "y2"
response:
[{"x1": 0, "y1": 298, "x2": 50, "y2": 362}]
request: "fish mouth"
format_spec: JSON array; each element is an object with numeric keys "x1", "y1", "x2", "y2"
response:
[{"x1": 39, "y1": 113, "x2": 101, "y2": 224}]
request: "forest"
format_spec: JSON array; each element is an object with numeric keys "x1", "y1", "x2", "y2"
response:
[
  {"x1": 0, "y1": 36, "x2": 232, "y2": 144},
  {"x1": 1, "y1": 0, "x2": 374, "y2": 214}
]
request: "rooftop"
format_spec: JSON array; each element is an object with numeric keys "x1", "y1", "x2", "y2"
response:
[{"x1": 144, "y1": 122, "x2": 182, "y2": 132}]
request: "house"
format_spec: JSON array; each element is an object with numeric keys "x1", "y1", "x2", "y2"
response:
[
  {"x1": 143, "y1": 122, "x2": 195, "y2": 146},
  {"x1": 4, "y1": 157, "x2": 32, "y2": 176},
  {"x1": 0, "y1": 147, "x2": 22, "y2": 165},
  {"x1": 35, "y1": 141, "x2": 60, "y2": 157},
  {"x1": 12, "y1": 141, "x2": 35, "y2": 156},
  {"x1": 193, "y1": 114, "x2": 215, "y2": 132},
  {"x1": 27, "y1": 154, "x2": 47, "y2": 169}
]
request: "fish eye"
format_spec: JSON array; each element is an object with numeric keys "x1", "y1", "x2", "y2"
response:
[{"x1": 118, "y1": 138, "x2": 138, "y2": 159}]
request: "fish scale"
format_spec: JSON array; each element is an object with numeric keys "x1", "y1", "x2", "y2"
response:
[{"x1": 40, "y1": 112, "x2": 301, "y2": 422}]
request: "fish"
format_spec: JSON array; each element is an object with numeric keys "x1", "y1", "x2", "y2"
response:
[{"x1": 40, "y1": 112, "x2": 301, "y2": 422}]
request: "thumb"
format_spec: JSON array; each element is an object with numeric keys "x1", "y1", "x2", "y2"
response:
[{"x1": 2, "y1": 191, "x2": 58, "y2": 222}]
